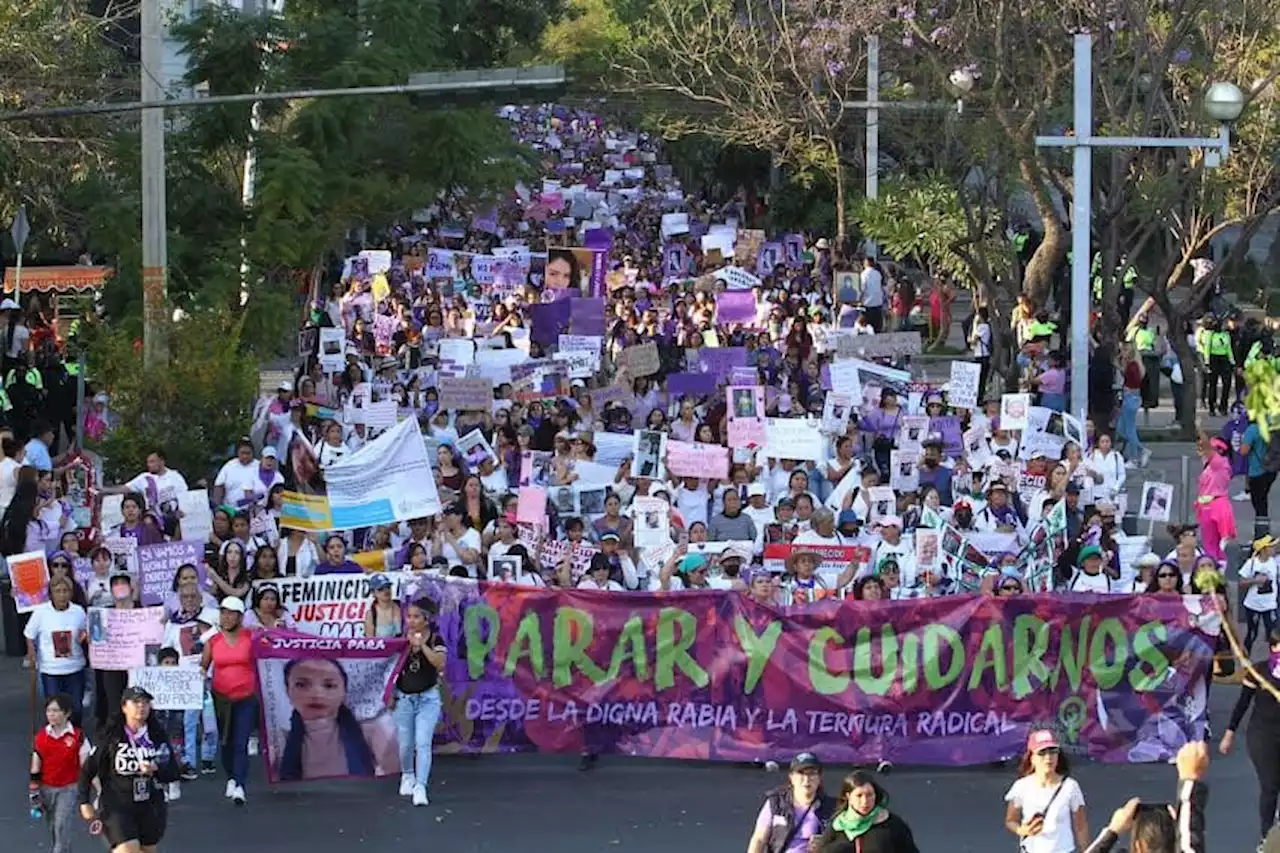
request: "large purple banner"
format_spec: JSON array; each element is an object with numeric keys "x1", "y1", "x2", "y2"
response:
[{"x1": 406, "y1": 581, "x2": 1218, "y2": 766}]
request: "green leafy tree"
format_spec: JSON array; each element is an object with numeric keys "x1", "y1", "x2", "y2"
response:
[
  {"x1": 86, "y1": 310, "x2": 259, "y2": 484},
  {"x1": 0, "y1": 0, "x2": 134, "y2": 260}
]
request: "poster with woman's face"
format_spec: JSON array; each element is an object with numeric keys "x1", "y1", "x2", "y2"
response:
[{"x1": 257, "y1": 637, "x2": 404, "y2": 784}]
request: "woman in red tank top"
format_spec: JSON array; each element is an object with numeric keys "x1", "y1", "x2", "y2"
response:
[{"x1": 201, "y1": 597, "x2": 257, "y2": 806}]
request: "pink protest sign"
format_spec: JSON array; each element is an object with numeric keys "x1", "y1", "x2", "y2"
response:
[
  {"x1": 517, "y1": 486, "x2": 547, "y2": 525},
  {"x1": 727, "y1": 386, "x2": 766, "y2": 446},
  {"x1": 665, "y1": 440, "x2": 730, "y2": 480}
]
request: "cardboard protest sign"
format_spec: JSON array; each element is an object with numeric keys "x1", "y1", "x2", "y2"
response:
[
  {"x1": 618, "y1": 342, "x2": 661, "y2": 377},
  {"x1": 439, "y1": 378, "x2": 494, "y2": 411},
  {"x1": 948, "y1": 361, "x2": 981, "y2": 409}
]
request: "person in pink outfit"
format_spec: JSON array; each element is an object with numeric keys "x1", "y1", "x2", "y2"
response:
[{"x1": 1195, "y1": 434, "x2": 1237, "y2": 561}]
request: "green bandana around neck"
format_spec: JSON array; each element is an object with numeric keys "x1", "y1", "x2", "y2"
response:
[{"x1": 831, "y1": 804, "x2": 884, "y2": 840}]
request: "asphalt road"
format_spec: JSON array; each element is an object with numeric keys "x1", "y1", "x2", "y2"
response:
[{"x1": 0, "y1": 659, "x2": 1268, "y2": 853}]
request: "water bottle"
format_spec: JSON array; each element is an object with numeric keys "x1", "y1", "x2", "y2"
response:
[
  {"x1": 28, "y1": 788, "x2": 42, "y2": 821},
  {"x1": 29, "y1": 804, "x2": 42, "y2": 821}
]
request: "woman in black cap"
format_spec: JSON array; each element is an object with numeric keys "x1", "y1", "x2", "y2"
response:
[
  {"x1": 78, "y1": 685, "x2": 181, "y2": 853},
  {"x1": 747, "y1": 752, "x2": 837, "y2": 853}
]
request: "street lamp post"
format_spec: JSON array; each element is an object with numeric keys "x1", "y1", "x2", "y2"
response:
[
  {"x1": 1034, "y1": 33, "x2": 1244, "y2": 428},
  {"x1": 846, "y1": 37, "x2": 967, "y2": 259},
  {"x1": 9, "y1": 205, "x2": 29, "y2": 303}
]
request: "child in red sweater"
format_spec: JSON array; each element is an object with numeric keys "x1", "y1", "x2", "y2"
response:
[{"x1": 30, "y1": 693, "x2": 91, "y2": 853}]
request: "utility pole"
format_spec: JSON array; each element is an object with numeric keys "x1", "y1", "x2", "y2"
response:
[
  {"x1": 140, "y1": 0, "x2": 168, "y2": 368},
  {"x1": 1034, "y1": 34, "x2": 1243, "y2": 427},
  {"x1": 864, "y1": 36, "x2": 879, "y2": 258}
]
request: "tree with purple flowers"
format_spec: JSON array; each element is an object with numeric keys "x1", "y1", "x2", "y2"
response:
[{"x1": 615, "y1": 0, "x2": 895, "y2": 244}]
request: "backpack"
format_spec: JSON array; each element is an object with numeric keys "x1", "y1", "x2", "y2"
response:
[{"x1": 1263, "y1": 430, "x2": 1280, "y2": 474}]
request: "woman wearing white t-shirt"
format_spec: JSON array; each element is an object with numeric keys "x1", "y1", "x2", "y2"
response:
[
  {"x1": 23, "y1": 577, "x2": 88, "y2": 714},
  {"x1": 1004, "y1": 729, "x2": 1088, "y2": 853},
  {"x1": 436, "y1": 505, "x2": 481, "y2": 577},
  {"x1": 0, "y1": 435, "x2": 24, "y2": 515},
  {"x1": 1239, "y1": 535, "x2": 1279, "y2": 655}
]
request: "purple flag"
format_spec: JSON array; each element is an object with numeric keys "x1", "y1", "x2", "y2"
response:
[
  {"x1": 716, "y1": 291, "x2": 756, "y2": 325},
  {"x1": 529, "y1": 300, "x2": 572, "y2": 348},
  {"x1": 570, "y1": 297, "x2": 606, "y2": 336},
  {"x1": 667, "y1": 371, "x2": 717, "y2": 398}
]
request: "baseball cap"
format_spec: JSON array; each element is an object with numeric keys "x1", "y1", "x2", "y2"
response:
[
  {"x1": 678, "y1": 554, "x2": 709, "y2": 574},
  {"x1": 837, "y1": 510, "x2": 859, "y2": 527},
  {"x1": 878, "y1": 515, "x2": 903, "y2": 529},
  {"x1": 1027, "y1": 729, "x2": 1059, "y2": 753},
  {"x1": 600, "y1": 532, "x2": 621, "y2": 543},
  {"x1": 1077, "y1": 544, "x2": 1103, "y2": 566},
  {"x1": 789, "y1": 752, "x2": 822, "y2": 772},
  {"x1": 1255, "y1": 534, "x2": 1278, "y2": 553},
  {"x1": 368, "y1": 574, "x2": 392, "y2": 591},
  {"x1": 219, "y1": 596, "x2": 246, "y2": 613},
  {"x1": 261, "y1": 446, "x2": 278, "y2": 459},
  {"x1": 747, "y1": 483, "x2": 767, "y2": 497},
  {"x1": 278, "y1": 380, "x2": 294, "y2": 392},
  {"x1": 122, "y1": 686, "x2": 154, "y2": 703}
]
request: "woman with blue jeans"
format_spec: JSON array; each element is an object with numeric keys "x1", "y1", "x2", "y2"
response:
[
  {"x1": 1116, "y1": 346, "x2": 1149, "y2": 467},
  {"x1": 391, "y1": 597, "x2": 445, "y2": 807}
]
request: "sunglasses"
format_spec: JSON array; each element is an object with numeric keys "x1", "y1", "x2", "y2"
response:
[
  {"x1": 1000, "y1": 584, "x2": 1022, "y2": 592},
  {"x1": 1036, "y1": 747, "x2": 1060, "y2": 756},
  {"x1": 50, "y1": 561, "x2": 72, "y2": 569},
  {"x1": 1157, "y1": 573, "x2": 1178, "y2": 579}
]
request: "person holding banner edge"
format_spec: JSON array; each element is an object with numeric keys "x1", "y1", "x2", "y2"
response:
[{"x1": 390, "y1": 597, "x2": 445, "y2": 806}]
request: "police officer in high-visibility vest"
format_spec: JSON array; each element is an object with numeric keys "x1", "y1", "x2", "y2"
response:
[
  {"x1": 1201, "y1": 316, "x2": 1235, "y2": 416},
  {"x1": 4, "y1": 350, "x2": 44, "y2": 435},
  {"x1": 1126, "y1": 313, "x2": 1160, "y2": 409}
]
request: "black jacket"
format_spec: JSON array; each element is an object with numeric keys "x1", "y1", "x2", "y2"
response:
[
  {"x1": 762, "y1": 786, "x2": 838, "y2": 853},
  {"x1": 816, "y1": 811, "x2": 919, "y2": 853},
  {"x1": 78, "y1": 718, "x2": 180, "y2": 810}
]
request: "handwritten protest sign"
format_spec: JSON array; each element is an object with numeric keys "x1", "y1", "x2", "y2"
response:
[
  {"x1": 836, "y1": 331, "x2": 922, "y2": 359},
  {"x1": 136, "y1": 541, "x2": 205, "y2": 606},
  {"x1": 764, "y1": 418, "x2": 826, "y2": 462},
  {"x1": 128, "y1": 666, "x2": 204, "y2": 710},
  {"x1": 7, "y1": 551, "x2": 49, "y2": 613},
  {"x1": 713, "y1": 266, "x2": 763, "y2": 291},
  {"x1": 828, "y1": 360, "x2": 863, "y2": 398},
  {"x1": 89, "y1": 607, "x2": 165, "y2": 671},
  {"x1": 439, "y1": 377, "x2": 493, "y2": 410},
  {"x1": 618, "y1": 342, "x2": 661, "y2": 377},
  {"x1": 948, "y1": 361, "x2": 982, "y2": 409},
  {"x1": 665, "y1": 440, "x2": 730, "y2": 480}
]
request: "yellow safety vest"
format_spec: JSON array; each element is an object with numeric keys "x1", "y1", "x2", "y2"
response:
[
  {"x1": 1128, "y1": 327, "x2": 1155, "y2": 354},
  {"x1": 1207, "y1": 331, "x2": 1234, "y2": 361},
  {"x1": 4, "y1": 368, "x2": 43, "y2": 391}
]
